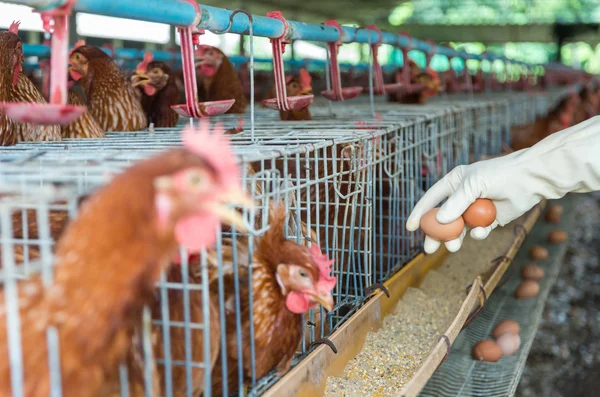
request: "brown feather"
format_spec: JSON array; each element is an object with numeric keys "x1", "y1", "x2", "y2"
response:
[
  {"x1": 72, "y1": 46, "x2": 147, "y2": 132},
  {"x1": 209, "y1": 205, "x2": 321, "y2": 397},
  {"x1": 137, "y1": 61, "x2": 179, "y2": 128},
  {"x1": 61, "y1": 90, "x2": 105, "y2": 139},
  {"x1": 0, "y1": 149, "x2": 218, "y2": 397},
  {"x1": 3, "y1": 72, "x2": 62, "y2": 143},
  {"x1": 197, "y1": 48, "x2": 247, "y2": 114}
]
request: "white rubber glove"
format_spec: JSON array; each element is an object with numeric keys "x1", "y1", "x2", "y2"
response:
[{"x1": 406, "y1": 115, "x2": 600, "y2": 254}]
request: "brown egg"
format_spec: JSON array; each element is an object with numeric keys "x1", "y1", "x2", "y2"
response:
[
  {"x1": 496, "y1": 333, "x2": 521, "y2": 356},
  {"x1": 548, "y1": 229, "x2": 567, "y2": 244},
  {"x1": 472, "y1": 340, "x2": 503, "y2": 362},
  {"x1": 492, "y1": 319, "x2": 520, "y2": 339},
  {"x1": 462, "y1": 198, "x2": 497, "y2": 228},
  {"x1": 529, "y1": 245, "x2": 549, "y2": 261},
  {"x1": 515, "y1": 280, "x2": 540, "y2": 299},
  {"x1": 544, "y1": 204, "x2": 563, "y2": 224},
  {"x1": 419, "y1": 208, "x2": 465, "y2": 242},
  {"x1": 521, "y1": 264, "x2": 544, "y2": 280}
]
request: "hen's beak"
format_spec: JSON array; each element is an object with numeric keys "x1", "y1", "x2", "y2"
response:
[
  {"x1": 203, "y1": 187, "x2": 255, "y2": 233},
  {"x1": 306, "y1": 290, "x2": 335, "y2": 312},
  {"x1": 131, "y1": 73, "x2": 150, "y2": 87},
  {"x1": 153, "y1": 177, "x2": 254, "y2": 232},
  {"x1": 194, "y1": 59, "x2": 205, "y2": 69}
]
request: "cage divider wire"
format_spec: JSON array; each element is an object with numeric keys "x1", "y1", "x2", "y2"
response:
[{"x1": 0, "y1": 85, "x2": 584, "y2": 397}]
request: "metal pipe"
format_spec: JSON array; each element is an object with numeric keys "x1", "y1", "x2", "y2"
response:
[
  {"x1": 6, "y1": 0, "x2": 536, "y2": 65},
  {"x1": 10, "y1": 0, "x2": 199, "y2": 26},
  {"x1": 23, "y1": 44, "x2": 398, "y2": 72}
]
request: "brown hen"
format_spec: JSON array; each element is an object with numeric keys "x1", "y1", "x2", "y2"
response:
[
  {"x1": 195, "y1": 45, "x2": 247, "y2": 114},
  {"x1": 208, "y1": 204, "x2": 335, "y2": 397},
  {"x1": 131, "y1": 52, "x2": 180, "y2": 128},
  {"x1": 0, "y1": 23, "x2": 60, "y2": 146},
  {"x1": 61, "y1": 89, "x2": 105, "y2": 139},
  {"x1": 0, "y1": 124, "x2": 250, "y2": 397},
  {"x1": 68, "y1": 42, "x2": 147, "y2": 132},
  {"x1": 388, "y1": 60, "x2": 442, "y2": 104},
  {"x1": 265, "y1": 68, "x2": 313, "y2": 121}
]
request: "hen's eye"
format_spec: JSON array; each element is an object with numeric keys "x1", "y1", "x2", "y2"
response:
[
  {"x1": 187, "y1": 171, "x2": 204, "y2": 186},
  {"x1": 298, "y1": 269, "x2": 308, "y2": 278}
]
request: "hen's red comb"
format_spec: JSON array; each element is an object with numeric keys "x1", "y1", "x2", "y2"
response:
[
  {"x1": 309, "y1": 244, "x2": 336, "y2": 293},
  {"x1": 137, "y1": 51, "x2": 154, "y2": 73},
  {"x1": 9, "y1": 20, "x2": 20, "y2": 35},
  {"x1": 182, "y1": 119, "x2": 240, "y2": 187},
  {"x1": 299, "y1": 68, "x2": 312, "y2": 91},
  {"x1": 69, "y1": 39, "x2": 85, "y2": 57}
]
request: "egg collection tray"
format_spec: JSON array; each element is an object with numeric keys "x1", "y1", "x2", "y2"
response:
[{"x1": 417, "y1": 195, "x2": 579, "y2": 397}]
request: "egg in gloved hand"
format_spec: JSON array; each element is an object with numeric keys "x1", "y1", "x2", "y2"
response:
[
  {"x1": 462, "y1": 199, "x2": 496, "y2": 227},
  {"x1": 419, "y1": 208, "x2": 464, "y2": 241},
  {"x1": 419, "y1": 199, "x2": 496, "y2": 243}
]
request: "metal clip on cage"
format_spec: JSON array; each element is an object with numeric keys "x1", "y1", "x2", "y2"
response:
[
  {"x1": 0, "y1": 0, "x2": 86, "y2": 126},
  {"x1": 171, "y1": 0, "x2": 235, "y2": 118},
  {"x1": 365, "y1": 24, "x2": 402, "y2": 95},
  {"x1": 321, "y1": 20, "x2": 363, "y2": 101},
  {"x1": 263, "y1": 11, "x2": 314, "y2": 111}
]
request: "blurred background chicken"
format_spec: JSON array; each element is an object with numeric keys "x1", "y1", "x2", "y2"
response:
[
  {"x1": 131, "y1": 51, "x2": 179, "y2": 128},
  {"x1": 68, "y1": 41, "x2": 147, "y2": 131},
  {"x1": 0, "y1": 22, "x2": 60, "y2": 146},
  {"x1": 208, "y1": 203, "x2": 335, "y2": 397},
  {"x1": 0, "y1": 124, "x2": 250, "y2": 397},
  {"x1": 195, "y1": 45, "x2": 247, "y2": 114},
  {"x1": 265, "y1": 68, "x2": 314, "y2": 121},
  {"x1": 388, "y1": 59, "x2": 442, "y2": 104}
]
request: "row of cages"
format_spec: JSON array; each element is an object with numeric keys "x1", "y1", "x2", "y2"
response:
[{"x1": 0, "y1": 88, "x2": 572, "y2": 396}]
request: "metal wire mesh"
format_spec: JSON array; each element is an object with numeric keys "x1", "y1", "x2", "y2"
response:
[
  {"x1": 0, "y1": 86, "x2": 577, "y2": 397},
  {"x1": 418, "y1": 196, "x2": 578, "y2": 397}
]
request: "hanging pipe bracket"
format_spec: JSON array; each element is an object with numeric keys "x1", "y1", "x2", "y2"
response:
[
  {"x1": 263, "y1": 11, "x2": 314, "y2": 111},
  {"x1": 0, "y1": 0, "x2": 86, "y2": 126},
  {"x1": 364, "y1": 24, "x2": 401, "y2": 95},
  {"x1": 171, "y1": 0, "x2": 235, "y2": 119},
  {"x1": 321, "y1": 19, "x2": 363, "y2": 101}
]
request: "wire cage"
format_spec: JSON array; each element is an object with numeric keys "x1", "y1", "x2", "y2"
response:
[{"x1": 0, "y1": 44, "x2": 583, "y2": 397}]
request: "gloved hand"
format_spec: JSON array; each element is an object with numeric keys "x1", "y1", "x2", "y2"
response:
[{"x1": 406, "y1": 115, "x2": 600, "y2": 254}]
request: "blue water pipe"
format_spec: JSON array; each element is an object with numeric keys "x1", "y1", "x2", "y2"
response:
[
  {"x1": 14, "y1": 0, "x2": 198, "y2": 25},
  {"x1": 22, "y1": 44, "x2": 395, "y2": 73},
  {"x1": 6, "y1": 0, "x2": 533, "y2": 67}
]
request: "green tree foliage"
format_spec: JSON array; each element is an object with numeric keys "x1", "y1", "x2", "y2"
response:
[{"x1": 389, "y1": 0, "x2": 600, "y2": 25}]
